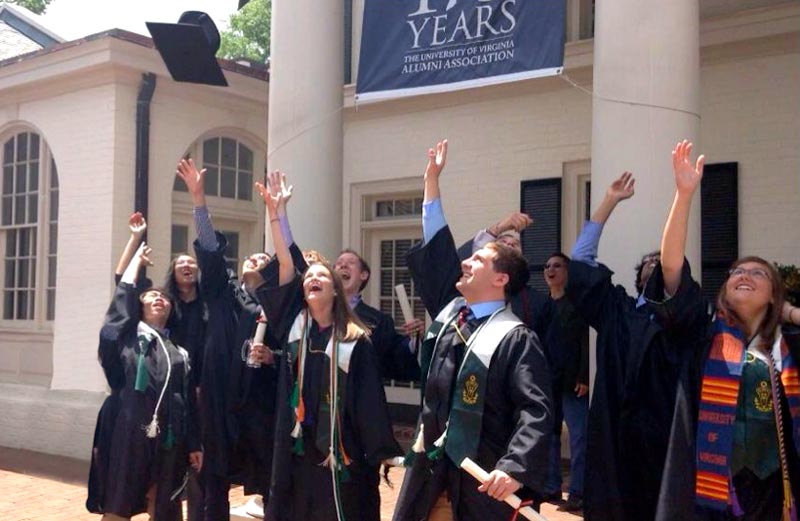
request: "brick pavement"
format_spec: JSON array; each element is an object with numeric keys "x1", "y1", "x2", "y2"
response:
[{"x1": 0, "y1": 447, "x2": 581, "y2": 521}]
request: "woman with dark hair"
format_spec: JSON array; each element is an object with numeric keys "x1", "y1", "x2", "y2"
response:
[
  {"x1": 163, "y1": 252, "x2": 207, "y2": 521},
  {"x1": 88, "y1": 241, "x2": 201, "y2": 521},
  {"x1": 647, "y1": 140, "x2": 800, "y2": 520},
  {"x1": 254, "y1": 173, "x2": 401, "y2": 521}
]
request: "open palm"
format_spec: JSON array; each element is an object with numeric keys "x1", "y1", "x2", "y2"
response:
[{"x1": 672, "y1": 140, "x2": 704, "y2": 195}]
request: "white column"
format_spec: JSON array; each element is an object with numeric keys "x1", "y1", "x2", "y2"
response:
[
  {"x1": 590, "y1": 1, "x2": 702, "y2": 292},
  {"x1": 267, "y1": 0, "x2": 344, "y2": 258}
]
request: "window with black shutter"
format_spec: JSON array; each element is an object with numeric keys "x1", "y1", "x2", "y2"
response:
[
  {"x1": 701, "y1": 162, "x2": 738, "y2": 300},
  {"x1": 520, "y1": 178, "x2": 562, "y2": 293}
]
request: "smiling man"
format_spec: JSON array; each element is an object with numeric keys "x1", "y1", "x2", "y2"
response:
[{"x1": 392, "y1": 140, "x2": 553, "y2": 521}]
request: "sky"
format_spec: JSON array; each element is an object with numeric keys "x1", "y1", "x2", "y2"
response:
[{"x1": 38, "y1": 0, "x2": 241, "y2": 41}]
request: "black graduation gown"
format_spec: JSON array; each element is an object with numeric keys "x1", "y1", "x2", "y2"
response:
[
  {"x1": 393, "y1": 226, "x2": 553, "y2": 521},
  {"x1": 194, "y1": 232, "x2": 277, "y2": 495},
  {"x1": 644, "y1": 265, "x2": 800, "y2": 521},
  {"x1": 565, "y1": 260, "x2": 695, "y2": 521},
  {"x1": 354, "y1": 300, "x2": 421, "y2": 382},
  {"x1": 256, "y1": 274, "x2": 402, "y2": 521},
  {"x1": 87, "y1": 282, "x2": 199, "y2": 520}
]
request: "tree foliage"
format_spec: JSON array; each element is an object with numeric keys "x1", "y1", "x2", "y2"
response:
[
  {"x1": 218, "y1": 0, "x2": 270, "y2": 63},
  {"x1": 7, "y1": 0, "x2": 53, "y2": 15}
]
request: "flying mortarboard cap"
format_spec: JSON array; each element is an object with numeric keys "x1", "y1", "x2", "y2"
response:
[
  {"x1": 238, "y1": 0, "x2": 251, "y2": 9},
  {"x1": 146, "y1": 11, "x2": 228, "y2": 87}
]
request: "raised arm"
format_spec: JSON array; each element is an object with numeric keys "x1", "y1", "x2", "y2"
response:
[
  {"x1": 422, "y1": 139, "x2": 448, "y2": 244},
  {"x1": 256, "y1": 170, "x2": 293, "y2": 286},
  {"x1": 571, "y1": 172, "x2": 635, "y2": 265},
  {"x1": 660, "y1": 140, "x2": 704, "y2": 295},
  {"x1": 176, "y1": 158, "x2": 219, "y2": 251},
  {"x1": 114, "y1": 212, "x2": 147, "y2": 277},
  {"x1": 469, "y1": 212, "x2": 533, "y2": 254}
]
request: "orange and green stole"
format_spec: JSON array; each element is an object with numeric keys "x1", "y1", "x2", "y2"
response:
[{"x1": 695, "y1": 317, "x2": 800, "y2": 513}]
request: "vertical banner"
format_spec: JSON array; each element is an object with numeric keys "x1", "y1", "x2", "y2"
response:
[{"x1": 356, "y1": 0, "x2": 566, "y2": 103}]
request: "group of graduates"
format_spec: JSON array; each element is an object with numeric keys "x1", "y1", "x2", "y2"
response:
[{"x1": 84, "y1": 136, "x2": 800, "y2": 521}]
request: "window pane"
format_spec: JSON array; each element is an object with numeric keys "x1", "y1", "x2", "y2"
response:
[
  {"x1": 27, "y1": 194, "x2": 37, "y2": 224},
  {"x1": 221, "y1": 138, "x2": 237, "y2": 167},
  {"x1": 29, "y1": 134, "x2": 39, "y2": 160},
  {"x1": 395, "y1": 239, "x2": 412, "y2": 265},
  {"x1": 49, "y1": 190, "x2": 58, "y2": 221},
  {"x1": 29, "y1": 161, "x2": 38, "y2": 191},
  {"x1": 220, "y1": 168, "x2": 236, "y2": 198},
  {"x1": 237, "y1": 171, "x2": 252, "y2": 200},
  {"x1": 47, "y1": 289, "x2": 55, "y2": 321},
  {"x1": 376, "y1": 201, "x2": 393, "y2": 217},
  {"x1": 14, "y1": 195, "x2": 25, "y2": 224},
  {"x1": 48, "y1": 256, "x2": 57, "y2": 287},
  {"x1": 239, "y1": 144, "x2": 253, "y2": 171},
  {"x1": 171, "y1": 225, "x2": 188, "y2": 255},
  {"x1": 3, "y1": 166, "x2": 12, "y2": 194},
  {"x1": 19, "y1": 228, "x2": 30, "y2": 256},
  {"x1": 395, "y1": 199, "x2": 413, "y2": 215},
  {"x1": 380, "y1": 240, "x2": 393, "y2": 266},
  {"x1": 3, "y1": 138, "x2": 13, "y2": 165},
  {"x1": 49, "y1": 223, "x2": 57, "y2": 254},
  {"x1": 50, "y1": 161, "x2": 58, "y2": 188},
  {"x1": 413, "y1": 197, "x2": 423, "y2": 215},
  {"x1": 18, "y1": 259, "x2": 28, "y2": 287},
  {"x1": 203, "y1": 139, "x2": 219, "y2": 164},
  {"x1": 16, "y1": 133, "x2": 27, "y2": 162},
  {"x1": 380, "y1": 270, "x2": 393, "y2": 297},
  {"x1": 2, "y1": 197, "x2": 11, "y2": 226},
  {"x1": 4, "y1": 260, "x2": 14, "y2": 288},
  {"x1": 3, "y1": 291, "x2": 12, "y2": 319},
  {"x1": 6, "y1": 229, "x2": 15, "y2": 256},
  {"x1": 16, "y1": 290, "x2": 28, "y2": 319},
  {"x1": 204, "y1": 166, "x2": 219, "y2": 196},
  {"x1": 16, "y1": 163, "x2": 26, "y2": 192}
]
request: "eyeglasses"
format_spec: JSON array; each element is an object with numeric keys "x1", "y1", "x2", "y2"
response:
[
  {"x1": 544, "y1": 262, "x2": 565, "y2": 270},
  {"x1": 729, "y1": 267, "x2": 770, "y2": 281}
]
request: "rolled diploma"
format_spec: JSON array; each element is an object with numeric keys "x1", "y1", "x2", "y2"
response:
[
  {"x1": 460, "y1": 457, "x2": 549, "y2": 521},
  {"x1": 253, "y1": 313, "x2": 267, "y2": 344},
  {"x1": 394, "y1": 284, "x2": 414, "y2": 324}
]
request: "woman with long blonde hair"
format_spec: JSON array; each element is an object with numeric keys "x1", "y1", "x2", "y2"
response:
[{"x1": 253, "y1": 172, "x2": 401, "y2": 521}]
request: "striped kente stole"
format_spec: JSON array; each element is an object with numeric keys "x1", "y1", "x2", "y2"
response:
[{"x1": 696, "y1": 317, "x2": 800, "y2": 511}]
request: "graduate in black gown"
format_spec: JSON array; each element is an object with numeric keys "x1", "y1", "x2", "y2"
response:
[
  {"x1": 163, "y1": 252, "x2": 206, "y2": 521},
  {"x1": 88, "y1": 241, "x2": 201, "y2": 521},
  {"x1": 565, "y1": 171, "x2": 688, "y2": 521},
  {"x1": 393, "y1": 140, "x2": 552, "y2": 521},
  {"x1": 175, "y1": 159, "x2": 278, "y2": 520},
  {"x1": 646, "y1": 140, "x2": 800, "y2": 521},
  {"x1": 254, "y1": 174, "x2": 402, "y2": 521}
]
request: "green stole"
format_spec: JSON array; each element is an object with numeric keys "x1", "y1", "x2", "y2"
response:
[
  {"x1": 285, "y1": 310, "x2": 357, "y2": 465},
  {"x1": 410, "y1": 297, "x2": 523, "y2": 467}
]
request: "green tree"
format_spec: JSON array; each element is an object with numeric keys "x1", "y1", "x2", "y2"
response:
[
  {"x1": 218, "y1": 0, "x2": 270, "y2": 63},
  {"x1": 7, "y1": 0, "x2": 53, "y2": 15}
]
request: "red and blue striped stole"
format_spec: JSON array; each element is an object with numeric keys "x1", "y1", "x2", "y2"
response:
[{"x1": 695, "y1": 317, "x2": 800, "y2": 510}]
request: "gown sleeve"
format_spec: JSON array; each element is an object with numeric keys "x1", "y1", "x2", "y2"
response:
[
  {"x1": 98, "y1": 282, "x2": 141, "y2": 390},
  {"x1": 348, "y1": 337, "x2": 403, "y2": 466},
  {"x1": 493, "y1": 327, "x2": 554, "y2": 491},
  {"x1": 643, "y1": 260, "x2": 712, "y2": 339},
  {"x1": 255, "y1": 273, "x2": 305, "y2": 343},
  {"x1": 406, "y1": 225, "x2": 461, "y2": 318},
  {"x1": 195, "y1": 232, "x2": 234, "y2": 301}
]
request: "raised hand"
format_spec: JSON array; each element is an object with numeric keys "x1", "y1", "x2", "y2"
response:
[
  {"x1": 128, "y1": 212, "x2": 147, "y2": 237},
  {"x1": 672, "y1": 140, "x2": 705, "y2": 196},
  {"x1": 606, "y1": 171, "x2": 635, "y2": 202},
  {"x1": 255, "y1": 178, "x2": 282, "y2": 217},
  {"x1": 424, "y1": 139, "x2": 448, "y2": 181},
  {"x1": 494, "y1": 212, "x2": 533, "y2": 235},
  {"x1": 176, "y1": 159, "x2": 207, "y2": 204},
  {"x1": 267, "y1": 170, "x2": 293, "y2": 215},
  {"x1": 135, "y1": 242, "x2": 154, "y2": 267}
]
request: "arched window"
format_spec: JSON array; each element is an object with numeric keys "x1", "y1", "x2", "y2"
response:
[
  {"x1": 0, "y1": 130, "x2": 59, "y2": 322},
  {"x1": 172, "y1": 134, "x2": 265, "y2": 276}
]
